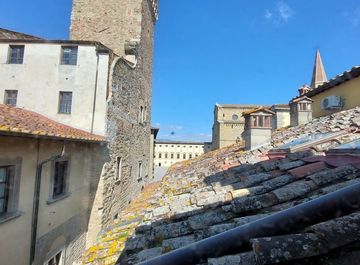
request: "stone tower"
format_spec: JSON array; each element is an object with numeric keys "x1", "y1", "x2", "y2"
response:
[
  {"x1": 310, "y1": 49, "x2": 328, "y2": 89},
  {"x1": 70, "y1": 0, "x2": 158, "y2": 56},
  {"x1": 69, "y1": 0, "x2": 159, "y2": 235}
]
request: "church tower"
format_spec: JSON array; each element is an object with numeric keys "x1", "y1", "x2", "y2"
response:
[{"x1": 310, "y1": 49, "x2": 328, "y2": 89}]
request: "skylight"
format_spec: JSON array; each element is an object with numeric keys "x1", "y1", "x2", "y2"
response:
[
  {"x1": 327, "y1": 138, "x2": 360, "y2": 154},
  {"x1": 271, "y1": 131, "x2": 346, "y2": 153}
]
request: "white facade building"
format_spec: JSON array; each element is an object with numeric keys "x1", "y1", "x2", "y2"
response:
[
  {"x1": 154, "y1": 140, "x2": 212, "y2": 167},
  {"x1": 0, "y1": 40, "x2": 110, "y2": 135}
]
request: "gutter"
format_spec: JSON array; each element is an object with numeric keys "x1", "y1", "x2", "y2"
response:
[
  {"x1": 29, "y1": 141, "x2": 66, "y2": 265},
  {"x1": 90, "y1": 51, "x2": 100, "y2": 134}
]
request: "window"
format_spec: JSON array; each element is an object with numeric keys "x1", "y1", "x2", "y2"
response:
[
  {"x1": 138, "y1": 162, "x2": 143, "y2": 180},
  {"x1": 158, "y1": 163, "x2": 161, "y2": 166},
  {"x1": 183, "y1": 154, "x2": 186, "y2": 159},
  {"x1": 139, "y1": 106, "x2": 145, "y2": 123},
  {"x1": 0, "y1": 167, "x2": 12, "y2": 216},
  {"x1": 116, "y1": 157, "x2": 122, "y2": 181},
  {"x1": 53, "y1": 161, "x2": 68, "y2": 198},
  {"x1": 177, "y1": 153, "x2": 180, "y2": 159},
  {"x1": 165, "y1": 153, "x2": 168, "y2": 159},
  {"x1": 189, "y1": 154, "x2": 192, "y2": 159},
  {"x1": 61, "y1": 46, "x2": 78, "y2": 65},
  {"x1": 251, "y1": 115, "x2": 272, "y2": 128},
  {"x1": 4, "y1": 90, "x2": 18, "y2": 106},
  {"x1": 58, "y1": 92, "x2": 72, "y2": 114},
  {"x1": 158, "y1": 153, "x2": 162, "y2": 159},
  {"x1": 170, "y1": 153, "x2": 174, "y2": 159},
  {"x1": 195, "y1": 154, "x2": 198, "y2": 157},
  {"x1": 8, "y1": 45, "x2": 24, "y2": 64},
  {"x1": 232, "y1": 114, "x2": 239, "y2": 121},
  {"x1": 45, "y1": 251, "x2": 63, "y2": 265}
]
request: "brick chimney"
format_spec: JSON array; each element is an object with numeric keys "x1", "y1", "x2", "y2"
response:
[
  {"x1": 289, "y1": 96, "x2": 313, "y2": 127},
  {"x1": 243, "y1": 108, "x2": 275, "y2": 150}
]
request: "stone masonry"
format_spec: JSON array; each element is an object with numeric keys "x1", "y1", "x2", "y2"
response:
[{"x1": 70, "y1": 0, "x2": 158, "y2": 244}]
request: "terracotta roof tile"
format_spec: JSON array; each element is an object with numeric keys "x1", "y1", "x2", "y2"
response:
[{"x1": 0, "y1": 104, "x2": 105, "y2": 142}]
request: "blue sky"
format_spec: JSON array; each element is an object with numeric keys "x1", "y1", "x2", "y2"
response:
[{"x1": 1, "y1": 1, "x2": 360, "y2": 142}]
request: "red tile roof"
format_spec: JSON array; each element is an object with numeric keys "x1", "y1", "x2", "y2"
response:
[{"x1": 0, "y1": 104, "x2": 105, "y2": 142}]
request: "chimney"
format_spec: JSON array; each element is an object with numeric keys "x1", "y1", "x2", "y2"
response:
[
  {"x1": 243, "y1": 108, "x2": 275, "y2": 150},
  {"x1": 298, "y1": 84, "x2": 312, "y2": 96},
  {"x1": 289, "y1": 96, "x2": 313, "y2": 127}
]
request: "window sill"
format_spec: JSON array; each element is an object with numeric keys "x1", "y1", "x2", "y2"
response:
[
  {"x1": 47, "y1": 193, "x2": 71, "y2": 205},
  {"x1": 57, "y1": 112, "x2": 72, "y2": 115},
  {"x1": 0, "y1": 211, "x2": 22, "y2": 225}
]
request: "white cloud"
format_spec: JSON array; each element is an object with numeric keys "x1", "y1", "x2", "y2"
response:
[
  {"x1": 264, "y1": 1, "x2": 294, "y2": 24},
  {"x1": 277, "y1": 2, "x2": 293, "y2": 22}
]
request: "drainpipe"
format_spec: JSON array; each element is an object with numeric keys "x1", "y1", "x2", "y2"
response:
[
  {"x1": 29, "y1": 141, "x2": 66, "y2": 265},
  {"x1": 91, "y1": 52, "x2": 100, "y2": 134}
]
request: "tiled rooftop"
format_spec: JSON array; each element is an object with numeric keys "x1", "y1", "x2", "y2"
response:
[
  {"x1": 0, "y1": 104, "x2": 105, "y2": 142},
  {"x1": 0, "y1": 27, "x2": 42, "y2": 40},
  {"x1": 84, "y1": 107, "x2": 360, "y2": 265}
]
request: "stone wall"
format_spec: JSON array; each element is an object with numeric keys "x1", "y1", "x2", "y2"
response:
[{"x1": 70, "y1": 0, "x2": 155, "y2": 229}]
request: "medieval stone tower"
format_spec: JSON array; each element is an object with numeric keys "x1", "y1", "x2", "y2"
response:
[{"x1": 69, "y1": 0, "x2": 158, "y2": 238}]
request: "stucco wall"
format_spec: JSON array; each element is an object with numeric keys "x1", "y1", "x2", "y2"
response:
[
  {"x1": 273, "y1": 110, "x2": 290, "y2": 129},
  {"x1": 0, "y1": 136, "x2": 103, "y2": 265},
  {"x1": 154, "y1": 142, "x2": 206, "y2": 167},
  {"x1": 311, "y1": 77, "x2": 360, "y2": 118},
  {"x1": 244, "y1": 128, "x2": 272, "y2": 150},
  {"x1": 0, "y1": 43, "x2": 109, "y2": 136}
]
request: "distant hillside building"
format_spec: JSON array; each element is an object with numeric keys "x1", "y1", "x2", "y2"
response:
[{"x1": 154, "y1": 140, "x2": 211, "y2": 167}]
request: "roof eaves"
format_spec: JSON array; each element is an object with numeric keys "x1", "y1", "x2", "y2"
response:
[
  {"x1": 305, "y1": 66, "x2": 360, "y2": 98},
  {"x1": 0, "y1": 39, "x2": 113, "y2": 53}
]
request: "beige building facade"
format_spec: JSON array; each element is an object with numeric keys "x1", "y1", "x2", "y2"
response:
[
  {"x1": 154, "y1": 141, "x2": 211, "y2": 167},
  {"x1": 212, "y1": 104, "x2": 289, "y2": 150},
  {"x1": 0, "y1": 104, "x2": 104, "y2": 265},
  {"x1": 0, "y1": 0, "x2": 158, "y2": 262},
  {"x1": 0, "y1": 40, "x2": 110, "y2": 136},
  {"x1": 212, "y1": 104, "x2": 263, "y2": 150}
]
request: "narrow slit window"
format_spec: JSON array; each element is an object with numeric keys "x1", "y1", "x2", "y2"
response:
[
  {"x1": 0, "y1": 167, "x2": 11, "y2": 215},
  {"x1": 116, "y1": 157, "x2": 122, "y2": 181},
  {"x1": 53, "y1": 161, "x2": 68, "y2": 198}
]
